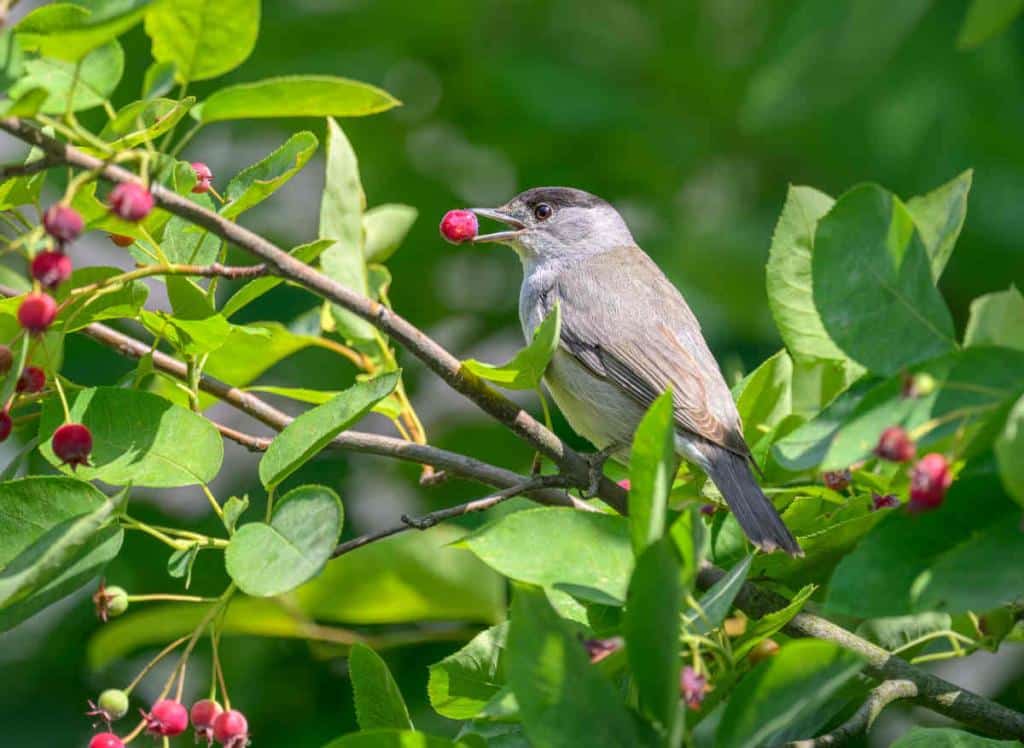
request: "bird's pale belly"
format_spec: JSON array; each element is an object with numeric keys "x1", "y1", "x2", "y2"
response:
[{"x1": 543, "y1": 349, "x2": 710, "y2": 470}]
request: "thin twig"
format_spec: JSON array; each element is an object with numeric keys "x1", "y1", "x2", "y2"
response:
[
  {"x1": 331, "y1": 474, "x2": 573, "y2": 558},
  {"x1": 788, "y1": 679, "x2": 917, "y2": 747},
  {"x1": 0, "y1": 117, "x2": 627, "y2": 513},
  {"x1": 0, "y1": 155, "x2": 59, "y2": 177}
]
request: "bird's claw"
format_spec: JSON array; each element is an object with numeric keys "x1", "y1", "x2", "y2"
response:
[{"x1": 582, "y1": 443, "x2": 621, "y2": 498}]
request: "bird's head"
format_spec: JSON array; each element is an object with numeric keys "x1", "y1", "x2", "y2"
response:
[{"x1": 472, "y1": 187, "x2": 634, "y2": 263}]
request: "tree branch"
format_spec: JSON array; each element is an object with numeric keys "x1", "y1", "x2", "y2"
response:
[
  {"x1": 788, "y1": 679, "x2": 917, "y2": 747},
  {"x1": 0, "y1": 116, "x2": 627, "y2": 514},
  {"x1": 0, "y1": 154, "x2": 59, "y2": 177},
  {"x1": 696, "y1": 565, "x2": 1024, "y2": 740}
]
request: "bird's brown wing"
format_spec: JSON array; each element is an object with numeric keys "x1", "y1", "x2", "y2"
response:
[{"x1": 548, "y1": 245, "x2": 750, "y2": 458}]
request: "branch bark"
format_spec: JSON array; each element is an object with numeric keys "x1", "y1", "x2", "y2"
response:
[
  {"x1": 0, "y1": 116, "x2": 627, "y2": 514},
  {"x1": 696, "y1": 565, "x2": 1024, "y2": 740},
  {"x1": 788, "y1": 679, "x2": 917, "y2": 747}
]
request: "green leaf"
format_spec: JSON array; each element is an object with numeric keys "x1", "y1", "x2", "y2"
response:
[
  {"x1": 964, "y1": 286, "x2": 1024, "y2": 351},
  {"x1": 144, "y1": 0, "x2": 259, "y2": 83},
  {"x1": 9, "y1": 38, "x2": 124, "y2": 113},
  {"x1": 297, "y1": 525, "x2": 504, "y2": 624},
  {"x1": 685, "y1": 554, "x2": 752, "y2": 635},
  {"x1": 462, "y1": 303, "x2": 561, "y2": 390},
  {"x1": 39, "y1": 387, "x2": 223, "y2": 487},
  {"x1": 225, "y1": 484, "x2": 343, "y2": 597},
  {"x1": 734, "y1": 585, "x2": 815, "y2": 659},
  {"x1": 319, "y1": 117, "x2": 375, "y2": 341},
  {"x1": 507, "y1": 584, "x2": 639, "y2": 747},
  {"x1": 221, "y1": 239, "x2": 332, "y2": 318},
  {"x1": 856, "y1": 612, "x2": 952, "y2": 653},
  {"x1": 350, "y1": 643, "x2": 414, "y2": 731},
  {"x1": 733, "y1": 349, "x2": 793, "y2": 447},
  {"x1": 0, "y1": 137, "x2": 47, "y2": 209},
  {"x1": 765, "y1": 185, "x2": 851, "y2": 363},
  {"x1": 15, "y1": 0, "x2": 151, "y2": 61},
  {"x1": 996, "y1": 395, "x2": 1024, "y2": 508},
  {"x1": 141, "y1": 59, "x2": 175, "y2": 98},
  {"x1": 161, "y1": 198, "x2": 221, "y2": 265},
  {"x1": 905, "y1": 170, "x2": 972, "y2": 280},
  {"x1": 191, "y1": 75, "x2": 400, "y2": 124},
  {"x1": 322, "y1": 730, "x2": 462, "y2": 748},
  {"x1": 627, "y1": 390, "x2": 676, "y2": 554},
  {"x1": 258, "y1": 372, "x2": 399, "y2": 488},
  {"x1": 221, "y1": 131, "x2": 318, "y2": 219},
  {"x1": 0, "y1": 28, "x2": 24, "y2": 91},
  {"x1": 0, "y1": 485, "x2": 127, "y2": 623},
  {"x1": 363, "y1": 204, "x2": 418, "y2": 263},
  {"x1": 167, "y1": 543, "x2": 199, "y2": 587},
  {"x1": 623, "y1": 538, "x2": 682, "y2": 734},
  {"x1": 98, "y1": 97, "x2": 195, "y2": 150},
  {"x1": 428, "y1": 623, "x2": 508, "y2": 720},
  {"x1": 894, "y1": 728, "x2": 1018, "y2": 748},
  {"x1": 715, "y1": 640, "x2": 864, "y2": 748},
  {"x1": 221, "y1": 495, "x2": 249, "y2": 535},
  {"x1": 461, "y1": 507, "x2": 633, "y2": 603},
  {"x1": 54, "y1": 266, "x2": 149, "y2": 331},
  {"x1": 957, "y1": 0, "x2": 1024, "y2": 48},
  {"x1": 813, "y1": 184, "x2": 956, "y2": 375}
]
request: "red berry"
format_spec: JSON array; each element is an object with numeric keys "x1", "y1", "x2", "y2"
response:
[
  {"x1": 191, "y1": 698, "x2": 223, "y2": 742},
  {"x1": 908, "y1": 453, "x2": 953, "y2": 512},
  {"x1": 30, "y1": 250, "x2": 72, "y2": 289},
  {"x1": 874, "y1": 426, "x2": 916, "y2": 463},
  {"x1": 822, "y1": 468, "x2": 852, "y2": 492},
  {"x1": 212, "y1": 709, "x2": 249, "y2": 746},
  {"x1": 89, "y1": 734, "x2": 123, "y2": 748},
  {"x1": 144, "y1": 699, "x2": 189, "y2": 737},
  {"x1": 0, "y1": 344, "x2": 12, "y2": 376},
  {"x1": 0, "y1": 411, "x2": 11, "y2": 442},
  {"x1": 109, "y1": 234, "x2": 134, "y2": 247},
  {"x1": 108, "y1": 183, "x2": 154, "y2": 222},
  {"x1": 16, "y1": 365, "x2": 46, "y2": 393},
  {"x1": 617, "y1": 478, "x2": 630, "y2": 491},
  {"x1": 439, "y1": 209, "x2": 478, "y2": 243},
  {"x1": 42, "y1": 203, "x2": 83, "y2": 243},
  {"x1": 52, "y1": 422, "x2": 92, "y2": 469},
  {"x1": 871, "y1": 493, "x2": 900, "y2": 511},
  {"x1": 191, "y1": 162, "x2": 214, "y2": 194},
  {"x1": 17, "y1": 291, "x2": 57, "y2": 334}
]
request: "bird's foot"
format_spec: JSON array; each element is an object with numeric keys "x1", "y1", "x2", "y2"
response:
[{"x1": 582, "y1": 443, "x2": 621, "y2": 498}]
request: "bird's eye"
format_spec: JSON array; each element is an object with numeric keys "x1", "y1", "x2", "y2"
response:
[{"x1": 533, "y1": 203, "x2": 553, "y2": 221}]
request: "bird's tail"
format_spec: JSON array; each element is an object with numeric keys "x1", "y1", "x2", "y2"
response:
[{"x1": 701, "y1": 445, "x2": 802, "y2": 556}]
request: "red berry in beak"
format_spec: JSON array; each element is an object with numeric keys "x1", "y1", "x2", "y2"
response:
[
  {"x1": 191, "y1": 162, "x2": 214, "y2": 194},
  {"x1": 908, "y1": 453, "x2": 953, "y2": 512},
  {"x1": 191, "y1": 698, "x2": 223, "y2": 744},
  {"x1": 874, "y1": 426, "x2": 916, "y2": 463},
  {"x1": 439, "y1": 209, "x2": 478, "y2": 243},
  {"x1": 822, "y1": 468, "x2": 852, "y2": 491},
  {"x1": 108, "y1": 183, "x2": 154, "y2": 222},
  {"x1": 16, "y1": 365, "x2": 46, "y2": 393},
  {"x1": 30, "y1": 250, "x2": 72, "y2": 289},
  {"x1": 144, "y1": 699, "x2": 189, "y2": 737},
  {"x1": 89, "y1": 733, "x2": 124, "y2": 748},
  {"x1": 52, "y1": 422, "x2": 93, "y2": 469},
  {"x1": 42, "y1": 203, "x2": 83, "y2": 243},
  {"x1": 109, "y1": 234, "x2": 134, "y2": 247},
  {"x1": 212, "y1": 708, "x2": 249, "y2": 747},
  {"x1": 17, "y1": 291, "x2": 57, "y2": 334}
]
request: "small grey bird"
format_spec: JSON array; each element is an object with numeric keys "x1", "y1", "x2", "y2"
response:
[{"x1": 472, "y1": 187, "x2": 801, "y2": 555}]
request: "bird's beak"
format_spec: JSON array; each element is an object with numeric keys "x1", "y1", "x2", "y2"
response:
[{"x1": 471, "y1": 208, "x2": 525, "y2": 243}]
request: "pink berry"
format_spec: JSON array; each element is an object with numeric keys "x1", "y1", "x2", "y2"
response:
[
  {"x1": 17, "y1": 292, "x2": 57, "y2": 334},
  {"x1": 89, "y1": 734, "x2": 124, "y2": 748},
  {"x1": 617, "y1": 478, "x2": 630, "y2": 491},
  {"x1": 16, "y1": 365, "x2": 46, "y2": 394},
  {"x1": 0, "y1": 411, "x2": 11, "y2": 442},
  {"x1": 144, "y1": 699, "x2": 189, "y2": 737},
  {"x1": 680, "y1": 666, "x2": 707, "y2": 711},
  {"x1": 52, "y1": 422, "x2": 92, "y2": 469},
  {"x1": 191, "y1": 162, "x2": 214, "y2": 194},
  {"x1": 871, "y1": 493, "x2": 900, "y2": 511},
  {"x1": 30, "y1": 250, "x2": 72, "y2": 289},
  {"x1": 908, "y1": 453, "x2": 953, "y2": 512},
  {"x1": 874, "y1": 426, "x2": 916, "y2": 463},
  {"x1": 212, "y1": 708, "x2": 249, "y2": 747},
  {"x1": 822, "y1": 468, "x2": 852, "y2": 492},
  {"x1": 109, "y1": 234, "x2": 134, "y2": 247},
  {"x1": 191, "y1": 698, "x2": 223, "y2": 742},
  {"x1": 108, "y1": 182, "x2": 154, "y2": 222},
  {"x1": 0, "y1": 344, "x2": 12, "y2": 376},
  {"x1": 582, "y1": 636, "x2": 623, "y2": 664},
  {"x1": 439, "y1": 209, "x2": 478, "y2": 243},
  {"x1": 42, "y1": 203, "x2": 83, "y2": 243}
]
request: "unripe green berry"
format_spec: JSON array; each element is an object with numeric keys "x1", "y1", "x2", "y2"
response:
[
  {"x1": 98, "y1": 689, "x2": 129, "y2": 721},
  {"x1": 105, "y1": 586, "x2": 129, "y2": 617}
]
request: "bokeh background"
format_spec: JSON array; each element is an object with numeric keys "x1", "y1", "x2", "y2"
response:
[{"x1": 2, "y1": 1, "x2": 1024, "y2": 746}]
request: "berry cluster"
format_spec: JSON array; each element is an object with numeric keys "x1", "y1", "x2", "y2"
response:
[{"x1": 87, "y1": 695, "x2": 248, "y2": 747}]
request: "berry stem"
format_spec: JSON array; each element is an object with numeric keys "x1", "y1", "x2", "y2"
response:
[
  {"x1": 137, "y1": 225, "x2": 171, "y2": 265},
  {"x1": 200, "y1": 482, "x2": 225, "y2": 522},
  {"x1": 50, "y1": 371, "x2": 72, "y2": 423},
  {"x1": 124, "y1": 634, "x2": 191, "y2": 694},
  {"x1": 127, "y1": 594, "x2": 220, "y2": 604},
  {"x1": 210, "y1": 626, "x2": 230, "y2": 710},
  {"x1": 120, "y1": 516, "x2": 195, "y2": 551}
]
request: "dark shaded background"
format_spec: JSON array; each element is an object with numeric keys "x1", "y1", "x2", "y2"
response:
[{"x1": 2, "y1": 1, "x2": 1024, "y2": 746}]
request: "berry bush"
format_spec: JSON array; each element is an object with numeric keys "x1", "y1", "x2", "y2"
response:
[{"x1": 0, "y1": 2, "x2": 1023, "y2": 747}]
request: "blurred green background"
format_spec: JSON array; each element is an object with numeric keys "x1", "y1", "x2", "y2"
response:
[{"x1": 2, "y1": 1, "x2": 1024, "y2": 746}]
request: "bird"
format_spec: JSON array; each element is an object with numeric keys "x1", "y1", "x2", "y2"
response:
[{"x1": 470, "y1": 186, "x2": 801, "y2": 556}]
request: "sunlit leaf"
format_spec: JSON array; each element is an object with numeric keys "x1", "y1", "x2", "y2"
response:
[
  {"x1": 350, "y1": 643, "x2": 414, "y2": 731},
  {"x1": 9, "y1": 38, "x2": 124, "y2": 113},
  {"x1": 221, "y1": 131, "x2": 318, "y2": 219},
  {"x1": 461, "y1": 303, "x2": 560, "y2": 390},
  {"x1": 627, "y1": 390, "x2": 675, "y2": 554},
  {"x1": 964, "y1": 286, "x2": 1024, "y2": 351},
  {"x1": 144, "y1": 0, "x2": 259, "y2": 83},
  {"x1": 15, "y1": 0, "x2": 150, "y2": 62},
  {"x1": 958, "y1": 0, "x2": 1024, "y2": 49},
  {"x1": 363, "y1": 204, "x2": 418, "y2": 263},
  {"x1": 905, "y1": 170, "x2": 972, "y2": 280}
]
